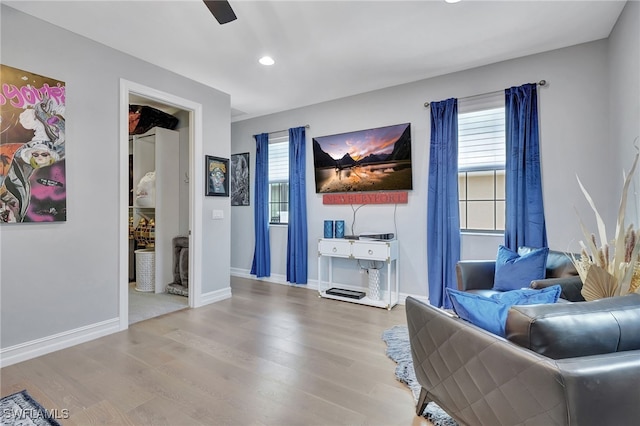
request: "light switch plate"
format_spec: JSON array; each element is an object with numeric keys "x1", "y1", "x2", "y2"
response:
[{"x1": 212, "y1": 209, "x2": 224, "y2": 220}]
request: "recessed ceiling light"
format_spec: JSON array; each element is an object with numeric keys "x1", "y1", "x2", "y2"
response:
[
  {"x1": 445, "y1": 0, "x2": 461, "y2": 3},
  {"x1": 259, "y1": 56, "x2": 275, "y2": 66}
]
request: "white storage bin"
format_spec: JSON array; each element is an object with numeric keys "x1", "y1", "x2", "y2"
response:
[{"x1": 135, "y1": 249, "x2": 155, "y2": 292}]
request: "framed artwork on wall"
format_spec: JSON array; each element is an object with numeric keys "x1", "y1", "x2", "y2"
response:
[
  {"x1": 0, "y1": 64, "x2": 67, "y2": 223},
  {"x1": 312, "y1": 122, "x2": 412, "y2": 193},
  {"x1": 205, "y1": 155, "x2": 229, "y2": 196},
  {"x1": 230, "y1": 152, "x2": 250, "y2": 206}
]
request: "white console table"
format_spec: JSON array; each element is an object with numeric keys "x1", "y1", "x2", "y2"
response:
[{"x1": 317, "y1": 238, "x2": 399, "y2": 309}]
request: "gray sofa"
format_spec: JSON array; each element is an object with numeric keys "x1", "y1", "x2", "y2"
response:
[
  {"x1": 405, "y1": 294, "x2": 640, "y2": 426},
  {"x1": 456, "y1": 247, "x2": 585, "y2": 301}
]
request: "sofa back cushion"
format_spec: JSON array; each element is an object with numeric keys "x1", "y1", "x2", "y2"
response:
[
  {"x1": 518, "y1": 246, "x2": 578, "y2": 278},
  {"x1": 506, "y1": 293, "x2": 640, "y2": 359}
]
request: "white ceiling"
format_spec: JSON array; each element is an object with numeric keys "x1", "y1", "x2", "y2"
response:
[{"x1": 5, "y1": 0, "x2": 628, "y2": 122}]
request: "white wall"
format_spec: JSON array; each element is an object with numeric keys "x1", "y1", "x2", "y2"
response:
[
  {"x1": 0, "y1": 6, "x2": 231, "y2": 351},
  {"x1": 231, "y1": 38, "x2": 622, "y2": 298},
  {"x1": 609, "y1": 1, "x2": 640, "y2": 224}
]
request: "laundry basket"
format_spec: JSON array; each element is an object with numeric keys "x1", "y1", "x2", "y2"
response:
[{"x1": 135, "y1": 248, "x2": 155, "y2": 292}]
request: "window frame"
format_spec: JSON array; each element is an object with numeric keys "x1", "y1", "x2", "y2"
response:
[{"x1": 458, "y1": 168, "x2": 505, "y2": 234}]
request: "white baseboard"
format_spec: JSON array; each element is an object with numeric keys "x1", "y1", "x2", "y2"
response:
[
  {"x1": 197, "y1": 286, "x2": 232, "y2": 307},
  {"x1": 230, "y1": 267, "x2": 318, "y2": 290},
  {"x1": 0, "y1": 318, "x2": 120, "y2": 368},
  {"x1": 230, "y1": 267, "x2": 428, "y2": 305},
  {"x1": 1, "y1": 287, "x2": 233, "y2": 367}
]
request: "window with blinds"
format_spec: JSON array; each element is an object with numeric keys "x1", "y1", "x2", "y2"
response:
[
  {"x1": 268, "y1": 134, "x2": 289, "y2": 224},
  {"x1": 458, "y1": 93, "x2": 505, "y2": 232}
]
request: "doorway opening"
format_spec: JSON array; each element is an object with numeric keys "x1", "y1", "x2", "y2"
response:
[
  {"x1": 119, "y1": 79, "x2": 204, "y2": 330},
  {"x1": 128, "y1": 95, "x2": 188, "y2": 324}
]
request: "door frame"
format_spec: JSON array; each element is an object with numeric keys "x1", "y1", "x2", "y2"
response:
[{"x1": 119, "y1": 79, "x2": 204, "y2": 330}]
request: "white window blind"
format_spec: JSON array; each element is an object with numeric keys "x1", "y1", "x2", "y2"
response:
[
  {"x1": 268, "y1": 135, "x2": 289, "y2": 182},
  {"x1": 268, "y1": 134, "x2": 289, "y2": 224},
  {"x1": 458, "y1": 93, "x2": 505, "y2": 171}
]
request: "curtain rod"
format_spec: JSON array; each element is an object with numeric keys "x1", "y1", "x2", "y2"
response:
[
  {"x1": 423, "y1": 80, "x2": 547, "y2": 108},
  {"x1": 261, "y1": 124, "x2": 310, "y2": 136}
]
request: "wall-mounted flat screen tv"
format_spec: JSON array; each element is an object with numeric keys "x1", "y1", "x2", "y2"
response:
[{"x1": 312, "y1": 123, "x2": 412, "y2": 193}]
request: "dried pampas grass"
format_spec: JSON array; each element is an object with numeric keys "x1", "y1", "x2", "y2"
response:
[{"x1": 572, "y1": 143, "x2": 640, "y2": 301}]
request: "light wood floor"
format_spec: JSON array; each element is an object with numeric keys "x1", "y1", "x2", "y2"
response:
[{"x1": 1, "y1": 277, "x2": 431, "y2": 426}]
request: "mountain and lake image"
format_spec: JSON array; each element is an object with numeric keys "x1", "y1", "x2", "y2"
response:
[{"x1": 312, "y1": 123, "x2": 413, "y2": 193}]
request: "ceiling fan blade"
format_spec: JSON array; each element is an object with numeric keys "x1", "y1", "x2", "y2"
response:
[{"x1": 203, "y1": 0, "x2": 237, "y2": 25}]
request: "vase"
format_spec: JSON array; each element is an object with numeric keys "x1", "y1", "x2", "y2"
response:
[
  {"x1": 368, "y1": 267, "x2": 382, "y2": 301},
  {"x1": 324, "y1": 220, "x2": 334, "y2": 238}
]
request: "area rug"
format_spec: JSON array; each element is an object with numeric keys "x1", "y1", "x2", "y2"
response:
[
  {"x1": 0, "y1": 390, "x2": 62, "y2": 426},
  {"x1": 382, "y1": 325, "x2": 459, "y2": 426}
]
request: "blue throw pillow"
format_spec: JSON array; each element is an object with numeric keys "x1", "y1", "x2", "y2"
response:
[
  {"x1": 491, "y1": 285, "x2": 561, "y2": 306},
  {"x1": 493, "y1": 245, "x2": 549, "y2": 291},
  {"x1": 446, "y1": 285, "x2": 561, "y2": 337}
]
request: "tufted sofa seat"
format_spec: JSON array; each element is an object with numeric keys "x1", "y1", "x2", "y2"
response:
[{"x1": 405, "y1": 294, "x2": 640, "y2": 426}]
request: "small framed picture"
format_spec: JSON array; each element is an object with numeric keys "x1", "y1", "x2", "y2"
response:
[
  {"x1": 205, "y1": 155, "x2": 229, "y2": 196},
  {"x1": 230, "y1": 152, "x2": 250, "y2": 206}
]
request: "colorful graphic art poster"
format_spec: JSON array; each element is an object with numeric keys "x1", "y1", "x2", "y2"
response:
[{"x1": 0, "y1": 64, "x2": 66, "y2": 223}]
